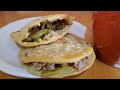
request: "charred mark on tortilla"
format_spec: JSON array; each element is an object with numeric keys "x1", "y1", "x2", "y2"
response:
[
  {"x1": 17, "y1": 31, "x2": 20, "y2": 32},
  {"x1": 25, "y1": 53, "x2": 28, "y2": 57}
]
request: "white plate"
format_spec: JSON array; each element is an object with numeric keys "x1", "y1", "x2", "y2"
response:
[{"x1": 0, "y1": 17, "x2": 87, "y2": 78}]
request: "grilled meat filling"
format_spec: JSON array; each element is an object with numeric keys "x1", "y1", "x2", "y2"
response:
[
  {"x1": 32, "y1": 57, "x2": 87, "y2": 71},
  {"x1": 22, "y1": 19, "x2": 69, "y2": 42}
]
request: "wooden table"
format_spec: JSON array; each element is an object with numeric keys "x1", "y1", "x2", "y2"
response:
[{"x1": 0, "y1": 11, "x2": 120, "y2": 79}]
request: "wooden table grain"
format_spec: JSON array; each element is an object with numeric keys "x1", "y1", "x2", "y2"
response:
[{"x1": 0, "y1": 11, "x2": 120, "y2": 79}]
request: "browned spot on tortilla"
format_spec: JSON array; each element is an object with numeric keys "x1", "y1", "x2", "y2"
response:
[
  {"x1": 63, "y1": 18, "x2": 71, "y2": 25},
  {"x1": 47, "y1": 53, "x2": 50, "y2": 54},
  {"x1": 25, "y1": 53, "x2": 28, "y2": 57},
  {"x1": 73, "y1": 35, "x2": 81, "y2": 42},
  {"x1": 60, "y1": 38, "x2": 68, "y2": 44}
]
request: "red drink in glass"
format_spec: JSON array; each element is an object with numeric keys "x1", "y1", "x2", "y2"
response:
[{"x1": 92, "y1": 11, "x2": 120, "y2": 67}]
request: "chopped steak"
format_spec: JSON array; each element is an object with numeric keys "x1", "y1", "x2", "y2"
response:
[
  {"x1": 45, "y1": 20, "x2": 55, "y2": 30},
  {"x1": 29, "y1": 25, "x2": 40, "y2": 34},
  {"x1": 52, "y1": 20, "x2": 66, "y2": 30}
]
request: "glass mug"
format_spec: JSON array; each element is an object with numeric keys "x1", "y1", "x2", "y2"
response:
[{"x1": 92, "y1": 11, "x2": 120, "y2": 68}]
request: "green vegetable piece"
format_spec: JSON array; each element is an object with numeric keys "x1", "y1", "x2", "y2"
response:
[
  {"x1": 23, "y1": 35, "x2": 33, "y2": 42},
  {"x1": 32, "y1": 29, "x2": 51, "y2": 42},
  {"x1": 41, "y1": 23, "x2": 46, "y2": 29},
  {"x1": 26, "y1": 35, "x2": 33, "y2": 41},
  {"x1": 41, "y1": 65, "x2": 68, "y2": 76}
]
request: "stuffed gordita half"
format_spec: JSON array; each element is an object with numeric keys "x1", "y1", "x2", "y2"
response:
[
  {"x1": 10, "y1": 14, "x2": 74, "y2": 47},
  {"x1": 18, "y1": 33, "x2": 96, "y2": 78}
]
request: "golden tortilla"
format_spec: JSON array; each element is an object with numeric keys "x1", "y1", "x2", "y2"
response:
[
  {"x1": 10, "y1": 14, "x2": 74, "y2": 47},
  {"x1": 19, "y1": 33, "x2": 94, "y2": 64},
  {"x1": 23, "y1": 52, "x2": 95, "y2": 78}
]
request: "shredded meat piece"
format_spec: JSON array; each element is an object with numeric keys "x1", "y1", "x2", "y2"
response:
[
  {"x1": 32, "y1": 62, "x2": 55, "y2": 71},
  {"x1": 74, "y1": 58, "x2": 86, "y2": 70},
  {"x1": 32, "y1": 57, "x2": 87, "y2": 71},
  {"x1": 45, "y1": 63, "x2": 55, "y2": 70},
  {"x1": 33, "y1": 62, "x2": 46, "y2": 70},
  {"x1": 46, "y1": 21, "x2": 55, "y2": 30}
]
